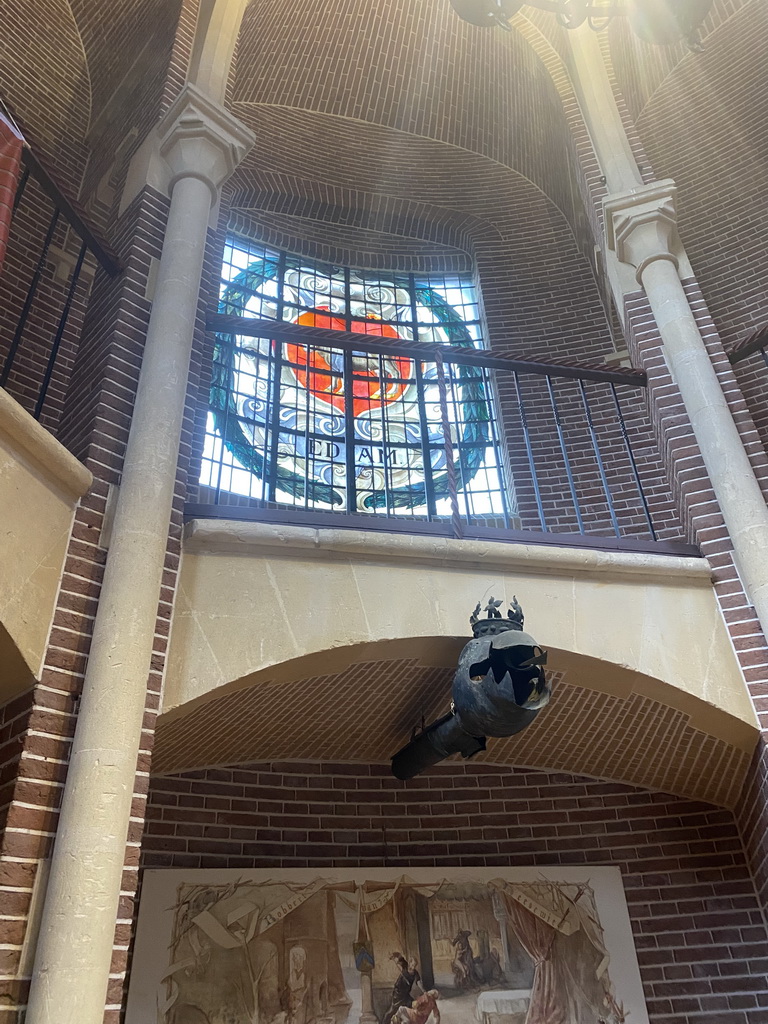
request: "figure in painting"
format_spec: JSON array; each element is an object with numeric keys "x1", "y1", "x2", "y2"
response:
[
  {"x1": 139, "y1": 874, "x2": 640, "y2": 1024},
  {"x1": 473, "y1": 931, "x2": 506, "y2": 987},
  {"x1": 383, "y1": 953, "x2": 421, "y2": 1024},
  {"x1": 286, "y1": 946, "x2": 309, "y2": 1024},
  {"x1": 450, "y1": 930, "x2": 480, "y2": 990},
  {"x1": 393, "y1": 990, "x2": 440, "y2": 1024}
]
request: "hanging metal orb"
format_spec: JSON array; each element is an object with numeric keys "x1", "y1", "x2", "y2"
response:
[
  {"x1": 448, "y1": 0, "x2": 524, "y2": 28},
  {"x1": 390, "y1": 597, "x2": 550, "y2": 780},
  {"x1": 627, "y1": 0, "x2": 712, "y2": 45}
]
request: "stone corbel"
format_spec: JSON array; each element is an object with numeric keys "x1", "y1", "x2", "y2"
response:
[
  {"x1": 604, "y1": 180, "x2": 681, "y2": 283},
  {"x1": 158, "y1": 83, "x2": 254, "y2": 200},
  {"x1": 120, "y1": 84, "x2": 254, "y2": 215}
]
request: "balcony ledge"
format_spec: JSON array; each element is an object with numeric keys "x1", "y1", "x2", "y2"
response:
[
  {"x1": 184, "y1": 518, "x2": 712, "y2": 587},
  {"x1": 0, "y1": 388, "x2": 92, "y2": 499}
]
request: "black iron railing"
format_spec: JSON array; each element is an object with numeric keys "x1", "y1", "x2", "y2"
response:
[
  {"x1": 0, "y1": 144, "x2": 121, "y2": 421},
  {"x1": 729, "y1": 325, "x2": 768, "y2": 370},
  {"x1": 188, "y1": 314, "x2": 694, "y2": 554}
]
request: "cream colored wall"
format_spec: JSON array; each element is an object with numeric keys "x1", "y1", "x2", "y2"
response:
[
  {"x1": 0, "y1": 390, "x2": 92, "y2": 694},
  {"x1": 164, "y1": 519, "x2": 757, "y2": 730}
]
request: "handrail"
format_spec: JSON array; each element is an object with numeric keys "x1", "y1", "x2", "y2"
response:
[
  {"x1": 728, "y1": 323, "x2": 768, "y2": 365},
  {"x1": 0, "y1": 108, "x2": 123, "y2": 420},
  {"x1": 20, "y1": 149, "x2": 122, "y2": 277},
  {"x1": 207, "y1": 312, "x2": 647, "y2": 388},
  {"x1": 200, "y1": 312, "x2": 661, "y2": 542}
]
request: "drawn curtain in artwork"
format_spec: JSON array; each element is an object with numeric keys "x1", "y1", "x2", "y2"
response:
[
  {"x1": 499, "y1": 889, "x2": 611, "y2": 1024},
  {"x1": 503, "y1": 899, "x2": 567, "y2": 1024}
]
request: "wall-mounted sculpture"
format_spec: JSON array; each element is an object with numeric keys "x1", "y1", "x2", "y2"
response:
[{"x1": 391, "y1": 598, "x2": 550, "y2": 779}]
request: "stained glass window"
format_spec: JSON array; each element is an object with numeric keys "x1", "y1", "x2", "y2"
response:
[{"x1": 200, "y1": 238, "x2": 513, "y2": 523}]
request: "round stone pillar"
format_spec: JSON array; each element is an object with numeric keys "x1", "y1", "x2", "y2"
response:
[
  {"x1": 605, "y1": 181, "x2": 768, "y2": 639},
  {"x1": 23, "y1": 85, "x2": 254, "y2": 1024}
]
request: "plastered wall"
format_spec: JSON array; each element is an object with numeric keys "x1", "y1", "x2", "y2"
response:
[
  {"x1": 0, "y1": 391, "x2": 91, "y2": 695},
  {"x1": 166, "y1": 520, "x2": 754, "y2": 728}
]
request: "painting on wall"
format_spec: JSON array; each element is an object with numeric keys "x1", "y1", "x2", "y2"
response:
[{"x1": 126, "y1": 867, "x2": 649, "y2": 1024}]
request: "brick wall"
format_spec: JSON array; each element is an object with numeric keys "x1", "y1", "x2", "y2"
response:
[
  {"x1": 142, "y1": 760, "x2": 768, "y2": 1023},
  {"x1": 0, "y1": 0, "x2": 183, "y2": 432},
  {"x1": 0, "y1": 177, "x2": 226, "y2": 1021},
  {"x1": 622, "y1": 285, "x2": 768, "y2": 721},
  {"x1": 737, "y1": 739, "x2": 768, "y2": 917}
]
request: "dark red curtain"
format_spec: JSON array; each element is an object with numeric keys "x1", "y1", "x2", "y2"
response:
[
  {"x1": 0, "y1": 112, "x2": 23, "y2": 275},
  {"x1": 504, "y1": 899, "x2": 567, "y2": 1024}
]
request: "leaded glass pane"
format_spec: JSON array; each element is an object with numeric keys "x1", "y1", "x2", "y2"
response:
[{"x1": 200, "y1": 239, "x2": 513, "y2": 521}]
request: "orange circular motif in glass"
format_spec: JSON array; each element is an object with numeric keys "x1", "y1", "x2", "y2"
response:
[{"x1": 287, "y1": 308, "x2": 413, "y2": 418}]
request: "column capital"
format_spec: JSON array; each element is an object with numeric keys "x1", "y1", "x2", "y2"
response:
[
  {"x1": 604, "y1": 179, "x2": 680, "y2": 282},
  {"x1": 158, "y1": 83, "x2": 255, "y2": 203}
]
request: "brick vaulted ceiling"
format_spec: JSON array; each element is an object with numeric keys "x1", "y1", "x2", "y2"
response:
[
  {"x1": 606, "y1": 0, "x2": 768, "y2": 350},
  {"x1": 227, "y1": 0, "x2": 611, "y2": 360},
  {"x1": 152, "y1": 641, "x2": 755, "y2": 811}
]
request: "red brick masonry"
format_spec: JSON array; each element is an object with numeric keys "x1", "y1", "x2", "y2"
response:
[{"x1": 144, "y1": 761, "x2": 768, "y2": 1024}]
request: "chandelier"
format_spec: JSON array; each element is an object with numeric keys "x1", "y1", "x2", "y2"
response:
[{"x1": 449, "y1": 0, "x2": 713, "y2": 46}]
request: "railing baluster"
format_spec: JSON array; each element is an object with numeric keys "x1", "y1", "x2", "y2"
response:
[
  {"x1": 266, "y1": 338, "x2": 284, "y2": 503},
  {"x1": 483, "y1": 366, "x2": 512, "y2": 529},
  {"x1": 414, "y1": 358, "x2": 438, "y2": 520},
  {"x1": 611, "y1": 384, "x2": 656, "y2": 540},
  {"x1": 377, "y1": 352, "x2": 394, "y2": 515},
  {"x1": 435, "y1": 351, "x2": 463, "y2": 539},
  {"x1": 579, "y1": 379, "x2": 620, "y2": 537},
  {"x1": 1, "y1": 207, "x2": 60, "y2": 387},
  {"x1": 513, "y1": 370, "x2": 548, "y2": 532},
  {"x1": 546, "y1": 375, "x2": 585, "y2": 533},
  {"x1": 343, "y1": 347, "x2": 357, "y2": 513},
  {"x1": 12, "y1": 165, "x2": 29, "y2": 214},
  {"x1": 34, "y1": 240, "x2": 87, "y2": 420}
]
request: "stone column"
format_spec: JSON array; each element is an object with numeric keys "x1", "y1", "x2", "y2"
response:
[
  {"x1": 23, "y1": 85, "x2": 254, "y2": 1024},
  {"x1": 359, "y1": 972, "x2": 378, "y2": 1024},
  {"x1": 605, "y1": 180, "x2": 768, "y2": 639}
]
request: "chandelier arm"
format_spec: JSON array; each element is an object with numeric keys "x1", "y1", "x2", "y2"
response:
[{"x1": 529, "y1": 0, "x2": 624, "y2": 14}]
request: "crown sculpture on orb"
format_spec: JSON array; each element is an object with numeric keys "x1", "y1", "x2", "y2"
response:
[{"x1": 391, "y1": 595, "x2": 551, "y2": 779}]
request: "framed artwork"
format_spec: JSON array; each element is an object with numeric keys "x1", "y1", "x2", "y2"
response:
[{"x1": 126, "y1": 867, "x2": 649, "y2": 1024}]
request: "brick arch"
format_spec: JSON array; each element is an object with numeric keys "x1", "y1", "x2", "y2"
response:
[
  {"x1": 228, "y1": 209, "x2": 473, "y2": 275},
  {"x1": 226, "y1": 106, "x2": 613, "y2": 360},
  {"x1": 0, "y1": 620, "x2": 32, "y2": 705},
  {"x1": 225, "y1": 183, "x2": 483, "y2": 273},
  {"x1": 154, "y1": 637, "x2": 756, "y2": 809},
  {"x1": 231, "y1": 0, "x2": 583, "y2": 228}
]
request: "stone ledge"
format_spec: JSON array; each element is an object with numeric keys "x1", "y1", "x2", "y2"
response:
[
  {"x1": 0, "y1": 388, "x2": 92, "y2": 500},
  {"x1": 184, "y1": 518, "x2": 713, "y2": 586}
]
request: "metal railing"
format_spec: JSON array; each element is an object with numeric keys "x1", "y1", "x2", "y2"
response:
[
  {"x1": 0, "y1": 144, "x2": 121, "y2": 421},
  {"x1": 729, "y1": 324, "x2": 768, "y2": 370},
  {"x1": 189, "y1": 314, "x2": 694, "y2": 554}
]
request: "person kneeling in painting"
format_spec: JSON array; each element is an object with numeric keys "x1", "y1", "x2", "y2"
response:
[{"x1": 393, "y1": 989, "x2": 440, "y2": 1024}]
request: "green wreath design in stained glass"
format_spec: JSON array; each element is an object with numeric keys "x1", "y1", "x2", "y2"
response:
[{"x1": 210, "y1": 255, "x2": 491, "y2": 510}]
